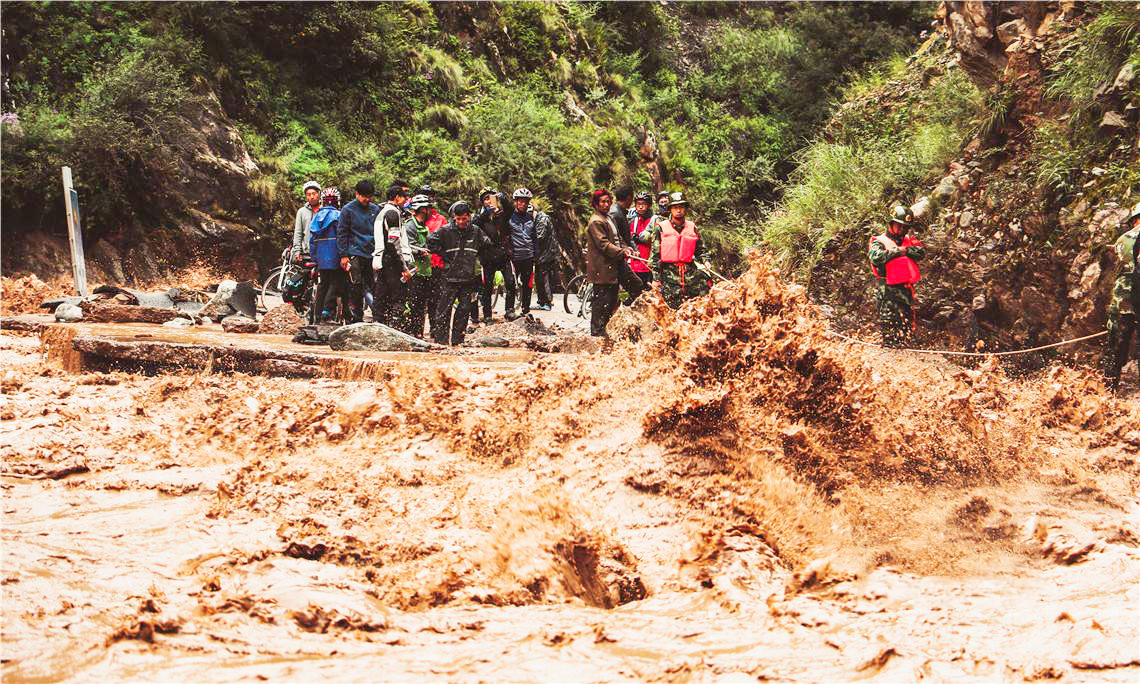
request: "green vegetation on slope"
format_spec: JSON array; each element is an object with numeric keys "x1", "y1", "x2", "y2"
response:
[{"x1": 1, "y1": 1, "x2": 929, "y2": 272}]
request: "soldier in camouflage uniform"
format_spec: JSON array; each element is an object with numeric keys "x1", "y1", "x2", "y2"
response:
[
  {"x1": 1101, "y1": 202, "x2": 1140, "y2": 390},
  {"x1": 646, "y1": 192, "x2": 710, "y2": 308},
  {"x1": 868, "y1": 205, "x2": 926, "y2": 348}
]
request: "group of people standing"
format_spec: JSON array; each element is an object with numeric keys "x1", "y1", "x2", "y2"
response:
[
  {"x1": 585, "y1": 186, "x2": 710, "y2": 335},
  {"x1": 290, "y1": 179, "x2": 715, "y2": 344},
  {"x1": 291, "y1": 179, "x2": 562, "y2": 345}
]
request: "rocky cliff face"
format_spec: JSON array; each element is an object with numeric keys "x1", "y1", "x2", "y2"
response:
[
  {"x1": 811, "y1": 1, "x2": 1137, "y2": 357},
  {"x1": 1, "y1": 86, "x2": 273, "y2": 286}
]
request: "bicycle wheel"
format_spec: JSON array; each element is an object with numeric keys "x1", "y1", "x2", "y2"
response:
[
  {"x1": 564, "y1": 274, "x2": 585, "y2": 314},
  {"x1": 576, "y1": 282, "x2": 592, "y2": 319},
  {"x1": 260, "y1": 266, "x2": 286, "y2": 311}
]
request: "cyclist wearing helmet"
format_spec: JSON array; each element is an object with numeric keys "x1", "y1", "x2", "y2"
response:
[
  {"x1": 310, "y1": 187, "x2": 348, "y2": 322},
  {"x1": 868, "y1": 204, "x2": 926, "y2": 348},
  {"x1": 655, "y1": 190, "x2": 671, "y2": 221},
  {"x1": 473, "y1": 187, "x2": 517, "y2": 322},
  {"x1": 628, "y1": 191, "x2": 655, "y2": 285},
  {"x1": 1101, "y1": 202, "x2": 1140, "y2": 390},
  {"x1": 402, "y1": 194, "x2": 436, "y2": 338},
  {"x1": 509, "y1": 187, "x2": 539, "y2": 315},
  {"x1": 292, "y1": 180, "x2": 322, "y2": 259}
]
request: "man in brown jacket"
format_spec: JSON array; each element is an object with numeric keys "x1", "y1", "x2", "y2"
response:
[{"x1": 586, "y1": 188, "x2": 642, "y2": 336}]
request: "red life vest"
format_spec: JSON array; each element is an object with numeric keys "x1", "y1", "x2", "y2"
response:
[
  {"x1": 869, "y1": 234, "x2": 922, "y2": 285},
  {"x1": 659, "y1": 219, "x2": 699, "y2": 264},
  {"x1": 426, "y1": 210, "x2": 447, "y2": 269},
  {"x1": 629, "y1": 215, "x2": 653, "y2": 273}
]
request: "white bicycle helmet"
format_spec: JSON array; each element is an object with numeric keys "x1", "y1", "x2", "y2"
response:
[{"x1": 302, "y1": 180, "x2": 321, "y2": 194}]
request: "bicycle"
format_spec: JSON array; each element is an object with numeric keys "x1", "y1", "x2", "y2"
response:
[
  {"x1": 563, "y1": 273, "x2": 592, "y2": 319},
  {"x1": 260, "y1": 247, "x2": 296, "y2": 312}
]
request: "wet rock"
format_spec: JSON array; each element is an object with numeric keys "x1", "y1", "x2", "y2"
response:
[
  {"x1": 221, "y1": 315, "x2": 259, "y2": 334},
  {"x1": 467, "y1": 336, "x2": 512, "y2": 348},
  {"x1": 524, "y1": 335, "x2": 602, "y2": 354},
  {"x1": 199, "y1": 280, "x2": 258, "y2": 320},
  {"x1": 327, "y1": 322, "x2": 435, "y2": 352},
  {"x1": 162, "y1": 317, "x2": 196, "y2": 328},
  {"x1": 54, "y1": 302, "x2": 83, "y2": 322},
  {"x1": 959, "y1": 210, "x2": 974, "y2": 228},
  {"x1": 292, "y1": 324, "x2": 340, "y2": 346}
]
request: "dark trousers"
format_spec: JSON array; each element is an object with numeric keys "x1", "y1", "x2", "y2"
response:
[
  {"x1": 535, "y1": 261, "x2": 557, "y2": 307},
  {"x1": 616, "y1": 258, "x2": 646, "y2": 304},
  {"x1": 374, "y1": 265, "x2": 407, "y2": 327},
  {"x1": 633, "y1": 270, "x2": 653, "y2": 286},
  {"x1": 513, "y1": 259, "x2": 534, "y2": 312},
  {"x1": 404, "y1": 274, "x2": 435, "y2": 338},
  {"x1": 347, "y1": 256, "x2": 381, "y2": 323},
  {"x1": 1102, "y1": 312, "x2": 1137, "y2": 388},
  {"x1": 315, "y1": 269, "x2": 348, "y2": 322},
  {"x1": 590, "y1": 283, "x2": 620, "y2": 337},
  {"x1": 435, "y1": 281, "x2": 479, "y2": 345},
  {"x1": 480, "y1": 259, "x2": 516, "y2": 320}
]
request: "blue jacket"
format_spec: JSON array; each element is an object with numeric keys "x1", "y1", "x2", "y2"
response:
[
  {"x1": 309, "y1": 206, "x2": 342, "y2": 270},
  {"x1": 336, "y1": 199, "x2": 381, "y2": 259},
  {"x1": 509, "y1": 210, "x2": 537, "y2": 261}
]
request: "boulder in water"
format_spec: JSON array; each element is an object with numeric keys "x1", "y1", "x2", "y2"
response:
[{"x1": 327, "y1": 322, "x2": 436, "y2": 352}]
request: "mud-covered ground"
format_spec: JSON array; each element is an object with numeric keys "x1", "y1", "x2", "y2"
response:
[{"x1": 3, "y1": 255, "x2": 1139, "y2": 681}]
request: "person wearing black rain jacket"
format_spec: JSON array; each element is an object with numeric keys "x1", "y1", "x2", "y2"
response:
[{"x1": 428, "y1": 201, "x2": 489, "y2": 345}]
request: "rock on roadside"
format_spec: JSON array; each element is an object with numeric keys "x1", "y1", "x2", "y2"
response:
[
  {"x1": 327, "y1": 322, "x2": 436, "y2": 352},
  {"x1": 54, "y1": 302, "x2": 84, "y2": 322}
]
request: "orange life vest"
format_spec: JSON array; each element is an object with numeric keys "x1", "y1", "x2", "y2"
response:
[
  {"x1": 869, "y1": 234, "x2": 922, "y2": 285},
  {"x1": 659, "y1": 219, "x2": 699, "y2": 264},
  {"x1": 659, "y1": 219, "x2": 699, "y2": 289}
]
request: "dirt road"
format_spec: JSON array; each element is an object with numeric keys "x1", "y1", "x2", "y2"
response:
[{"x1": 3, "y1": 255, "x2": 1138, "y2": 681}]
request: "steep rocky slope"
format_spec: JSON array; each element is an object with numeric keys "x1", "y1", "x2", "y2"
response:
[{"x1": 810, "y1": 1, "x2": 1138, "y2": 357}]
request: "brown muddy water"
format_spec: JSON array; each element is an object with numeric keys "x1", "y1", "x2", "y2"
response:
[{"x1": 3, "y1": 255, "x2": 1139, "y2": 681}]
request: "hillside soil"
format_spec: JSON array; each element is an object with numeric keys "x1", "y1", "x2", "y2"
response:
[{"x1": 2, "y1": 256, "x2": 1139, "y2": 681}]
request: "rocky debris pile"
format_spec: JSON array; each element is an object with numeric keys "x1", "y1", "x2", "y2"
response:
[
  {"x1": 328, "y1": 322, "x2": 437, "y2": 352},
  {"x1": 0, "y1": 275, "x2": 68, "y2": 315},
  {"x1": 258, "y1": 304, "x2": 305, "y2": 335},
  {"x1": 465, "y1": 315, "x2": 599, "y2": 353}
]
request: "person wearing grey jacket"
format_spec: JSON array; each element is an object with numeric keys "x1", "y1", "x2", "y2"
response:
[
  {"x1": 291, "y1": 180, "x2": 322, "y2": 257},
  {"x1": 508, "y1": 187, "x2": 538, "y2": 314}
]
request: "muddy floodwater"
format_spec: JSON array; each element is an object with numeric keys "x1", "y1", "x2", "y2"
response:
[{"x1": 3, "y1": 257, "x2": 1139, "y2": 681}]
